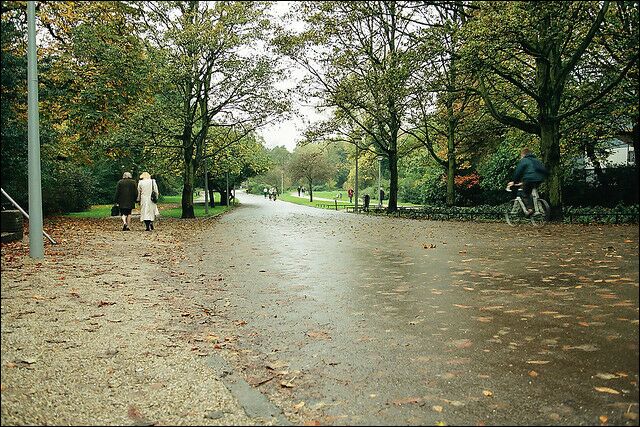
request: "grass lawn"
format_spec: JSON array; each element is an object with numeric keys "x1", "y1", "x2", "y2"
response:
[
  {"x1": 279, "y1": 193, "x2": 354, "y2": 209},
  {"x1": 308, "y1": 190, "x2": 352, "y2": 200},
  {"x1": 282, "y1": 190, "x2": 422, "y2": 208},
  {"x1": 65, "y1": 193, "x2": 232, "y2": 219}
]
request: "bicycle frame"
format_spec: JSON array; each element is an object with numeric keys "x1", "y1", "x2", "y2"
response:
[{"x1": 509, "y1": 187, "x2": 542, "y2": 215}]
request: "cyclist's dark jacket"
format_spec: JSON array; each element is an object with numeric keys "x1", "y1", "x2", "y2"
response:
[{"x1": 512, "y1": 153, "x2": 548, "y2": 183}]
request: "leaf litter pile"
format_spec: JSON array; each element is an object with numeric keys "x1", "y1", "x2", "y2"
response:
[{"x1": 0, "y1": 216, "x2": 264, "y2": 426}]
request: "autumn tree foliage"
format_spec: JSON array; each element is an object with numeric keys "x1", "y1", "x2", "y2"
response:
[{"x1": 288, "y1": 144, "x2": 335, "y2": 202}]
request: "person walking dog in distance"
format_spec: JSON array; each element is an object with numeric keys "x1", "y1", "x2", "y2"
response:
[
  {"x1": 115, "y1": 172, "x2": 137, "y2": 231},
  {"x1": 137, "y1": 172, "x2": 160, "y2": 231}
]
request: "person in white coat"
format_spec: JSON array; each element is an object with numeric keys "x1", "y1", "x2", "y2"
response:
[{"x1": 137, "y1": 172, "x2": 160, "y2": 231}]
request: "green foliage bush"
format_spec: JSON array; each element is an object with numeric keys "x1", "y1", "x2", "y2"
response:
[
  {"x1": 245, "y1": 179, "x2": 270, "y2": 195},
  {"x1": 398, "y1": 177, "x2": 424, "y2": 204},
  {"x1": 563, "y1": 204, "x2": 639, "y2": 224},
  {"x1": 42, "y1": 161, "x2": 94, "y2": 214},
  {"x1": 564, "y1": 166, "x2": 638, "y2": 207}
]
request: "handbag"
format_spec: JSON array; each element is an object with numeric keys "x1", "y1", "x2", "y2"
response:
[
  {"x1": 111, "y1": 205, "x2": 120, "y2": 216},
  {"x1": 151, "y1": 179, "x2": 158, "y2": 203}
]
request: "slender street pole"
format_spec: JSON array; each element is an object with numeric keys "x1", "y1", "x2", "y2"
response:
[
  {"x1": 226, "y1": 172, "x2": 229, "y2": 207},
  {"x1": 377, "y1": 155, "x2": 383, "y2": 208},
  {"x1": 27, "y1": 1, "x2": 44, "y2": 259},
  {"x1": 203, "y1": 158, "x2": 209, "y2": 214},
  {"x1": 354, "y1": 140, "x2": 360, "y2": 211},
  {"x1": 281, "y1": 170, "x2": 284, "y2": 196}
]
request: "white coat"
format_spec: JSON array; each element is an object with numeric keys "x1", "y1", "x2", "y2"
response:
[{"x1": 137, "y1": 178, "x2": 160, "y2": 221}]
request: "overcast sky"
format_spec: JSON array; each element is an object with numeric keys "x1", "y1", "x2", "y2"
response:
[{"x1": 256, "y1": 1, "x2": 327, "y2": 152}]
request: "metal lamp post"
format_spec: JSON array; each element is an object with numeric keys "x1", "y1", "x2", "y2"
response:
[
  {"x1": 377, "y1": 155, "x2": 383, "y2": 208},
  {"x1": 27, "y1": 1, "x2": 44, "y2": 259},
  {"x1": 203, "y1": 157, "x2": 209, "y2": 214},
  {"x1": 355, "y1": 140, "x2": 360, "y2": 211}
]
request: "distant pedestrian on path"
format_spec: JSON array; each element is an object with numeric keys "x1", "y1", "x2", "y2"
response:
[
  {"x1": 363, "y1": 194, "x2": 370, "y2": 212},
  {"x1": 115, "y1": 172, "x2": 137, "y2": 231},
  {"x1": 137, "y1": 172, "x2": 160, "y2": 231},
  {"x1": 263, "y1": 187, "x2": 268, "y2": 198},
  {"x1": 297, "y1": 186, "x2": 302, "y2": 196},
  {"x1": 348, "y1": 188, "x2": 354, "y2": 203}
]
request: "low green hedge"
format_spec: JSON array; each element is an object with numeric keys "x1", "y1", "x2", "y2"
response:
[
  {"x1": 562, "y1": 204, "x2": 639, "y2": 224},
  {"x1": 374, "y1": 203, "x2": 639, "y2": 224}
]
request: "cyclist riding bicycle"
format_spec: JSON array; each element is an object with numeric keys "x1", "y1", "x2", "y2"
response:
[{"x1": 507, "y1": 148, "x2": 549, "y2": 217}]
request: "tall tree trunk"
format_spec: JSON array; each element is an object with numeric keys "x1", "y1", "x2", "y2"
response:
[
  {"x1": 208, "y1": 183, "x2": 215, "y2": 207},
  {"x1": 540, "y1": 121, "x2": 562, "y2": 220},
  {"x1": 633, "y1": 122, "x2": 639, "y2": 203},
  {"x1": 388, "y1": 151, "x2": 398, "y2": 212},
  {"x1": 308, "y1": 178, "x2": 313, "y2": 202},
  {"x1": 446, "y1": 111, "x2": 456, "y2": 206},
  {"x1": 219, "y1": 190, "x2": 228, "y2": 206},
  {"x1": 181, "y1": 159, "x2": 195, "y2": 218}
]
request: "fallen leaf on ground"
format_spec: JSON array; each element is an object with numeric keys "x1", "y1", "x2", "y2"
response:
[
  {"x1": 563, "y1": 344, "x2": 598, "y2": 352},
  {"x1": 392, "y1": 396, "x2": 422, "y2": 405},
  {"x1": 266, "y1": 360, "x2": 289, "y2": 370},
  {"x1": 432, "y1": 405, "x2": 443, "y2": 412},
  {"x1": 98, "y1": 300, "x2": 115, "y2": 307},
  {"x1": 595, "y1": 373, "x2": 618, "y2": 380},
  {"x1": 482, "y1": 390, "x2": 493, "y2": 397},
  {"x1": 205, "y1": 334, "x2": 219, "y2": 342},
  {"x1": 594, "y1": 386, "x2": 620, "y2": 394},
  {"x1": 306, "y1": 330, "x2": 331, "y2": 340},
  {"x1": 450, "y1": 338, "x2": 472, "y2": 349},
  {"x1": 127, "y1": 405, "x2": 146, "y2": 422}
]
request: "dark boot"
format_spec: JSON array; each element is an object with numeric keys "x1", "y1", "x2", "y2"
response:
[{"x1": 144, "y1": 220, "x2": 151, "y2": 231}]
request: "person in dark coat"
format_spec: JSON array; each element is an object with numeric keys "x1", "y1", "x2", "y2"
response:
[
  {"x1": 508, "y1": 148, "x2": 548, "y2": 216},
  {"x1": 115, "y1": 172, "x2": 138, "y2": 231},
  {"x1": 363, "y1": 194, "x2": 370, "y2": 212}
]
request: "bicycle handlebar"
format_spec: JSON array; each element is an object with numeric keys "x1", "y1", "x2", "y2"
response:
[{"x1": 506, "y1": 182, "x2": 523, "y2": 192}]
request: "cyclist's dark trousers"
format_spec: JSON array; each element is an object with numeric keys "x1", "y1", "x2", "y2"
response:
[{"x1": 522, "y1": 181, "x2": 541, "y2": 210}]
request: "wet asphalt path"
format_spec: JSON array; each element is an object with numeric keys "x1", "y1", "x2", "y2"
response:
[{"x1": 182, "y1": 191, "x2": 639, "y2": 426}]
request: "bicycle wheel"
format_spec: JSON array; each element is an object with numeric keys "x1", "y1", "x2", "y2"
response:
[
  {"x1": 531, "y1": 199, "x2": 550, "y2": 226},
  {"x1": 505, "y1": 200, "x2": 522, "y2": 226}
]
